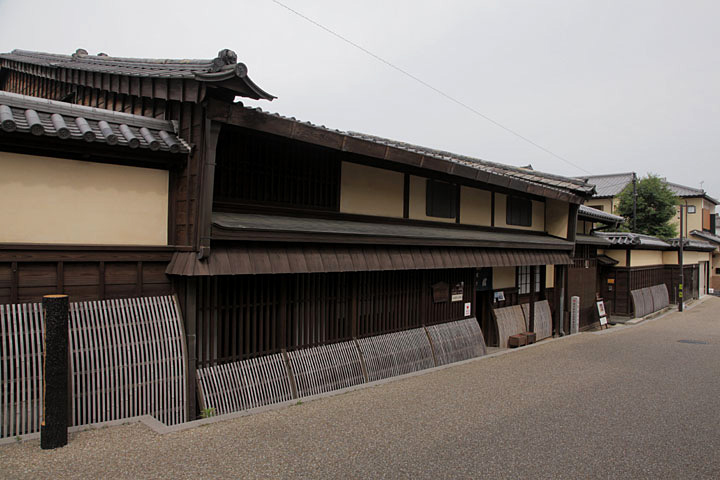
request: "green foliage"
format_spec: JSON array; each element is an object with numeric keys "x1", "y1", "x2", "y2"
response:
[
  {"x1": 616, "y1": 174, "x2": 678, "y2": 239},
  {"x1": 200, "y1": 407, "x2": 216, "y2": 419}
]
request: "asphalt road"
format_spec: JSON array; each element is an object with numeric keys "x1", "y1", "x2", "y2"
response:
[{"x1": 2, "y1": 298, "x2": 719, "y2": 479}]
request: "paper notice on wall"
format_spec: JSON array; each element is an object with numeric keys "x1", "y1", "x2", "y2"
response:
[{"x1": 464, "y1": 302, "x2": 471, "y2": 317}]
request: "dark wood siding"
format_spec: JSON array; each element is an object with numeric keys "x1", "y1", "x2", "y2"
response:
[
  {"x1": 192, "y1": 268, "x2": 474, "y2": 367},
  {"x1": 0, "y1": 257, "x2": 172, "y2": 304}
]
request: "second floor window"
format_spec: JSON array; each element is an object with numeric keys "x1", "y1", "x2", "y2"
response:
[
  {"x1": 507, "y1": 196, "x2": 532, "y2": 226},
  {"x1": 426, "y1": 179, "x2": 457, "y2": 218}
]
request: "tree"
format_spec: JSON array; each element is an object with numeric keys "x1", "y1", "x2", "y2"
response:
[{"x1": 616, "y1": 174, "x2": 678, "y2": 239}]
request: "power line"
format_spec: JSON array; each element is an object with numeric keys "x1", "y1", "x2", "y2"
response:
[{"x1": 270, "y1": 0, "x2": 591, "y2": 175}]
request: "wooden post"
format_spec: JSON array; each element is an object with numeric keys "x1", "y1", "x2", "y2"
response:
[
  {"x1": 185, "y1": 278, "x2": 198, "y2": 420},
  {"x1": 529, "y1": 265, "x2": 536, "y2": 332},
  {"x1": 41, "y1": 294, "x2": 69, "y2": 449},
  {"x1": 196, "y1": 119, "x2": 222, "y2": 257}
]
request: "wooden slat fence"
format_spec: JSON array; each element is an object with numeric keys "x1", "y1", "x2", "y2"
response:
[
  {"x1": 287, "y1": 340, "x2": 365, "y2": 398},
  {"x1": 0, "y1": 295, "x2": 187, "y2": 439},
  {"x1": 425, "y1": 318, "x2": 487, "y2": 366},
  {"x1": 196, "y1": 353, "x2": 292, "y2": 416},
  {"x1": 357, "y1": 327, "x2": 435, "y2": 382},
  {"x1": 0, "y1": 303, "x2": 44, "y2": 438},
  {"x1": 493, "y1": 305, "x2": 527, "y2": 348},
  {"x1": 520, "y1": 301, "x2": 553, "y2": 341},
  {"x1": 196, "y1": 318, "x2": 487, "y2": 416}
]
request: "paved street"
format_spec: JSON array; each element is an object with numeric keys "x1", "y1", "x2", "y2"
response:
[{"x1": 3, "y1": 297, "x2": 720, "y2": 479}]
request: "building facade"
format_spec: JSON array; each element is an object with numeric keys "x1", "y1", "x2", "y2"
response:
[{"x1": 1, "y1": 48, "x2": 597, "y2": 418}]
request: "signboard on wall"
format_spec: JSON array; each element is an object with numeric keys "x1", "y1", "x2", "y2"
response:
[
  {"x1": 432, "y1": 282, "x2": 449, "y2": 303},
  {"x1": 451, "y1": 282, "x2": 464, "y2": 302},
  {"x1": 464, "y1": 302, "x2": 472, "y2": 317}
]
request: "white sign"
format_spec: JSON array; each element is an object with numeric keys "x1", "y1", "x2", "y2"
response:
[
  {"x1": 596, "y1": 301, "x2": 607, "y2": 317},
  {"x1": 464, "y1": 302, "x2": 472, "y2": 317},
  {"x1": 570, "y1": 296, "x2": 580, "y2": 334},
  {"x1": 599, "y1": 316, "x2": 607, "y2": 326}
]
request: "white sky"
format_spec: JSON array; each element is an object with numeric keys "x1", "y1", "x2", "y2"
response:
[{"x1": 1, "y1": 0, "x2": 718, "y2": 205}]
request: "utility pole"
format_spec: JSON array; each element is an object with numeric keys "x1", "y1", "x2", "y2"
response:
[
  {"x1": 632, "y1": 172, "x2": 637, "y2": 231},
  {"x1": 679, "y1": 202, "x2": 684, "y2": 312}
]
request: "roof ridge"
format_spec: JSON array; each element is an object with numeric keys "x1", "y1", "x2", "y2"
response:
[{"x1": 9, "y1": 49, "x2": 213, "y2": 66}]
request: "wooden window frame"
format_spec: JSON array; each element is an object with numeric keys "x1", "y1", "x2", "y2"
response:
[
  {"x1": 506, "y1": 196, "x2": 532, "y2": 227},
  {"x1": 425, "y1": 179, "x2": 458, "y2": 219}
]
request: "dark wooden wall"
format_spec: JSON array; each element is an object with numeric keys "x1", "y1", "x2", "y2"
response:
[
  {"x1": 0, "y1": 249, "x2": 174, "y2": 304},
  {"x1": 600, "y1": 264, "x2": 699, "y2": 316},
  {"x1": 189, "y1": 268, "x2": 475, "y2": 368}
]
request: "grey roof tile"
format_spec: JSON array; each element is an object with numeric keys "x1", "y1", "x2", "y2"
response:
[
  {"x1": 594, "y1": 232, "x2": 671, "y2": 249},
  {"x1": 0, "y1": 48, "x2": 275, "y2": 100},
  {"x1": 576, "y1": 173, "x2": 634, "y2": 197},
  {"x1": 0, "y1": 91, "x2": 189, "y2": 153},
  {"x1": 578, "y1": 205, "x2": 624, "y2": 224}
]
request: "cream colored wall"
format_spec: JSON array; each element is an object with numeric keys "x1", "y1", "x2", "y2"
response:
[
  {"x1": 545, "y1": 198, "x2": 569, "y2": 238},
  {"x1": 663, "y1": 250, "x2": 711, "y2": 265},
  {"x1": 629, "y1": 250, "x2": 664, "y2": 267},
  {"x1": 576, "y1": 220, "x2": 594, "y2": 235},
  {"x1": 494, "y1": 193, "x2": 544, "y2": 231},
  {"x1": 0, "y1": 151, "x2": 168, "y2": 245},
  {"x1": 493, "y1": 267, "x2": 516, "y2": 289},
  {"x1": 671, "y1": 197, "x2": 704, "y2": 235},
  {"x1": 340, "y1": 162, "x2": 404, "y2": 217},
  {"x1": 586, "y1": 198, "x2": 615, "y2": 214},
  {"x1": 603, "y1": 249, "x2": 627, "y2": 267},
  {"x1": 408, "y1": 175, "x2": 456, "y2": 223},
  {"x1": 546, "y1": 264, "x2": 555, "y2": 288},
  {"x1": 459, "y1": 186, "x2": 491, "y2": 226}
]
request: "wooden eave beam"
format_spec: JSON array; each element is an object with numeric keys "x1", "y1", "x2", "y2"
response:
[
  {"x1": 209, "y1": 227, "x2": 574, "y2": 251},
  {"x1": 205, "y1": 98, "x2": 586, "y2": 204}
]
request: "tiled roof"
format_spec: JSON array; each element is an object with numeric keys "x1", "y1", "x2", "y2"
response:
[
  {"x1": 666, "y1": 181, "x2": 719, "y2": 204},
  {"x1": 668, "y1": 237, "x2": 716, "y2": 251},
  {"x1": 577, "y1": 172, "x2": 719, "y2": 204},
  {"x1": 0, "y1": 48, "x2": 275, "y2": 101},
  {"x1": 578, "y1": 205, "x2": 624, "y2": 225},
  {"x1": 575, "y1": 234, "x2": 613, "y2": 246},
  {"x1": 211, "y1": 212, "x2": 575, "y2": 249},
  {"x1": 594, "y1": 232, "x2": 671, "y2": 249},
  {"x1": 689, "y1": 230, "x2": 720, "y2": 246},
  {"x1": 238, "y1": 106, "x2": 595, "y2": 199},
  {"x1": 576, "y1": 173, "x2": 634, "y2": 198},
  {"x1": 0, "y1": 91, "x2": 189, "y2": 153}
]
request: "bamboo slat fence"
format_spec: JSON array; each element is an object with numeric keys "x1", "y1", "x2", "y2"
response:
[
  {"x1": 196, "y1": 318, "x2": 487, "y2": 416},
  {"x1": 0, "y1": 295, "x2": 187, "y2": 439}
]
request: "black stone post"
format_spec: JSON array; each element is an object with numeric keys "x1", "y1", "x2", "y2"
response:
[{"x1": 41, "y1": 294, "x2": 69, "y2": 449}]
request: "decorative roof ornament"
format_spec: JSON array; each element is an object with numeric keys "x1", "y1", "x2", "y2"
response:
[
  {"x1": 210, "y1": 49, "x2": 238, "y2": 72},
  {"x1": 72, "y1": 48, "x2": 88, "y2": 58}
]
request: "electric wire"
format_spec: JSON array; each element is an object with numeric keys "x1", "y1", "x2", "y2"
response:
[{"x1": 270, "y1": 0, "x2": 591, "y2": 174}]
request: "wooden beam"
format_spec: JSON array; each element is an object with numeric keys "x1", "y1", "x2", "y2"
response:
[{"x1": 196, "y1": 119, "x2": 222, "y2": 257}]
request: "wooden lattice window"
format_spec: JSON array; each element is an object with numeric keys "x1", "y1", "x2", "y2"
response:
[{"x1": 214, "y1": 126, "x2": 340, "y2": 211}]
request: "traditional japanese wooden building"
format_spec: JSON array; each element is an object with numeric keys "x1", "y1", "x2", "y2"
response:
[{"x1": 1, "y1": 48, "x2": 596, "y2": 418}]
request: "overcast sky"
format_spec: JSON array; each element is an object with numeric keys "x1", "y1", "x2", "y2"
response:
[{"x1": 1, "y1": 0, "x2": 718, "y2": 206}]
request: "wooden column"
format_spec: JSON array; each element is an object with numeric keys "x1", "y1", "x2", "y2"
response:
[
  {"x1": 196, "y1": 119, "x2": 222, "y2": 258},
  {"x1": 184, "y1": 278, "x2": 198, "y2": 420},
  {"x1": 41, "y1": 294, "x2": 69, "y2": 449}
]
